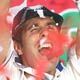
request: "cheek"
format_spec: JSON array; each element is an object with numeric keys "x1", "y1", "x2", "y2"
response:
[
  {"x1": 22, "y1": 32, "x2": 39, "y2": 44},
  {"x1": 21, "y1": 33, "x2": 40, "y2": 55},
  {"x1": 28, "y1": 33, "x2": 40, "y2": 45}
]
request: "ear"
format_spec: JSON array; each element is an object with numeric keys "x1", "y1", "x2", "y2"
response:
[{"x1": 13, "y1": 41, "x2": 23, "y2": 55}]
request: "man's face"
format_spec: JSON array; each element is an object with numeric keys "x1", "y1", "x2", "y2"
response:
[{"x1": 15, "y1": 17, "x2": 60, "y2": 73}]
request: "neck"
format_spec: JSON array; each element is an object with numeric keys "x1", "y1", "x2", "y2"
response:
[{"x1": 47, "y1": 69, "x2": 56, "y2": 76}]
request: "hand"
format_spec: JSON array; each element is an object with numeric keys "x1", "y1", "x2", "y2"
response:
[{"x1": 76, "y1": 27, "x2": 80, "y2": 58}]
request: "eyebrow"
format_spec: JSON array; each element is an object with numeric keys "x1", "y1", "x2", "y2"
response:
[
  {"x1": 24, "y1": 19, "x2": 56, "y2": 30},
  {"x1": 24, "y1": 22, "x2": 37, "y2": 31},
  {"x1": 47, "y1": 21, "x2": 56, "y2": 25}
]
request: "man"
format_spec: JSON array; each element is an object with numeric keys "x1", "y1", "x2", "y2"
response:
[
  {"x1": 12, "y1": 5, "x2": 63, "y2": 80},
  {"x1": 0, "y1": 5, "x2": 80, "y2": 80}
]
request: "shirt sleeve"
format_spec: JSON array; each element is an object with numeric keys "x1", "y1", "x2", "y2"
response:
[{"x1": 60, "y1": 45, "x2": 80, "y2": 80}]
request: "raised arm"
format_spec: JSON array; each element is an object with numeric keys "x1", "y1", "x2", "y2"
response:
[
  {"x1": 0, "y1": 0, "x2": 11, "y2": 18},
  {"x1": 0, "y1": 0, "x2": 11, "y2": 64}
]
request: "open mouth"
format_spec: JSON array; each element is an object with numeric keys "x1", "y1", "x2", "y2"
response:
[
  {"x1": 38, "y1": 37, "x2": 52, "y2": 51},
  {"x1": 38, "y1": 37, "x2": 53, "y2": 59},
  {"x1": 38, "y1": 36, "x2": 63, "y2": 58},
  {"x1": 37, "y1": 29, "x2": 66, "y2": 58}
]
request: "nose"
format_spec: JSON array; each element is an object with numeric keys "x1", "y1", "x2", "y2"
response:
[{"x1": 40, "y1": 28, "x2": 49, "y2": 38}]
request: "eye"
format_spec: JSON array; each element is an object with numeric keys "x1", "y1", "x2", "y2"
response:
[
  {"x1": 47, "y1": 22, "x2": 57, "y2": 29},
  {"x1": 30, "y1": 23, "x2": 40, "y2": 32},
  {"x1": 48, "y1": 22, "x2": 56, "y2": 26}
]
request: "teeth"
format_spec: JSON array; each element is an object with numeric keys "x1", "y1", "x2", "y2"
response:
[
  {"x1": 39, "y1": 43, "x2": 51, "y2": 50},
  {"x1": 39, "y1": 37, "x2": 52, "y2": 50},
  {"x1": 41, "y1": 43, "x2": 51, "y2": 48}
]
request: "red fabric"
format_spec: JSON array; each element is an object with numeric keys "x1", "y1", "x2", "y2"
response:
[{"x1": 27, "y1": 0, "x2": 76, "y2": 13}]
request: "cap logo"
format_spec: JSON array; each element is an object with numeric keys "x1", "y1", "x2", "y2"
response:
[
  {"x1": 28, "y1": 5, "x2": 46, "y2": 18},
  {"x1": 37, "y1": 10, "x2": 45, "y2": 18}
]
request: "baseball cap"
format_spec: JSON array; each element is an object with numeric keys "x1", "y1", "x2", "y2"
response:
[{"x1": 12, "y1": 5, "x2": 63, "y2": 41}]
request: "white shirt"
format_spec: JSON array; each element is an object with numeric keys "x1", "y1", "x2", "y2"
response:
[
  {"x1": 0, "y1": 45, "x2": 80, "y2": 80},
  {"x1": 0, "y1": 50, "x2": 61, "y2": 80},
  {"x1": 59, "y1": 46, "x2": 80, "y2": 80}
]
